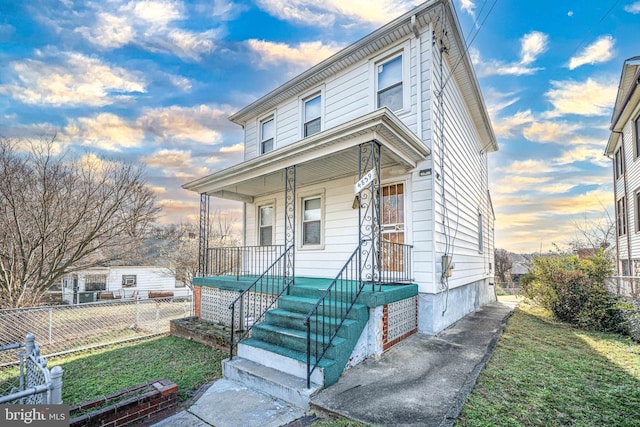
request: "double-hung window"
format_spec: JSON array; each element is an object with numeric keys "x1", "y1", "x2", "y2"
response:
[
  {"x1": 304, "y1": 94, "x2": 321, "y2": 137},
  {"x1": 377, "y1": 54, "x2": 403, "y2": 111},
  {"x1": 260, "y1": 117, "x2": 274, "y2": 154},
  {"x1": 635, "y1": 118, "x2": 640, "y2": 159},
  {"x1": 302, "y1": 197, "x2": 322, "y2": 246},
  {"x1": 615, "y1": 147, "x2": 624, "y2": 179},
  {"x1": 259, "y1": 205, "x2": 274, "y2": 246},
  {"x1": 617, "y1": 197, "x2": 627, "y2": 236},
  {"x1": 636, "y1": 189, "x2": 640, "y2": 232}
]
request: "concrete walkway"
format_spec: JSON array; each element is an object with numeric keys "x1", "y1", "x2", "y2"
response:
[{"x1": 152, "y1": 301, "x2": 515, "y2": 427}]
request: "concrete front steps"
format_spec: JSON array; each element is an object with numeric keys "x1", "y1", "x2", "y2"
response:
[{"x1": 222, "y1": 280, "x2": 369, "y2": 410}]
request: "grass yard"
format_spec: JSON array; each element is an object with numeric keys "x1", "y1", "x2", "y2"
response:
[
  {"x1": 46, "y1": 335, "x2": 225, "y2": 404},
  {"x1": 456, "y1": 301, "x2": 640, "y2": 427}
]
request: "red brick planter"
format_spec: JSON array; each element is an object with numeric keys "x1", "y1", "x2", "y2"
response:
[{"x1": 69, "y1": 378, "x2": 178, "y2": 427}]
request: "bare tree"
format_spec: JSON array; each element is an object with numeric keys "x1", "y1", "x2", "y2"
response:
[
  {"x1": 569, "y1": 209, "x2": 615, "y2": 256},
  {"x1": 0, "y1": 138, "x2": 159, "y2": 308},
  {"x1": 157, "y1": 214, "x2": 239, "y2": 288},
  {"x1": 494, "y1": 248, "x2": 513, "y2": 284}
]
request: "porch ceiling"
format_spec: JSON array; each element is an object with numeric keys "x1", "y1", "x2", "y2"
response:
[{"x1": 183, "y1": 108, "x2": 430, "y2": 202}]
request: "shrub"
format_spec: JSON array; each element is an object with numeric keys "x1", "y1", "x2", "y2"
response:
[{"x1": 520, "y1": 250, "x2": 625, "y2": 332}]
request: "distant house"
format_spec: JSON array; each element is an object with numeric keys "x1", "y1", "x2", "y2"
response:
[
  {"x1": 61, "y1": 266, "x2": 191, "y2": 304},
  {"x1": 606, "y1": 56, "x2": 640, "y2": 276},
  {"x1": 183, "y1": 0, "x2": 497, "y2": 394}
]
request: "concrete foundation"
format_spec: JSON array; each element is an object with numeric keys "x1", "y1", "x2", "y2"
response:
[{"x1": 418, "y1": 279, "x2": 496, "y2": 335}]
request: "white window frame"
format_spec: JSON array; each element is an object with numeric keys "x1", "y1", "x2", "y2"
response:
[
  {"x1": 299, "y1": 191, "x2": 325, "y2": 250},
  {"x1": 617, "y1": 196, "x2": 627, "y2": 237},
  {"x1": 614, "y1": 146, "x2": 624, "y2": 180},
  {"x1": 299, "y1": 87, "x2": 324, "y2": 139},
  {"x1": 634, "y1": 116, "x2": 640, "y2": 159},
  {"x1": 371, "y1": 42, "x2": 410, "y2": 115},
  {"x1": 257, "y1": 202, "x2": 275, "y2": 246},
  {"x1": 258, "y1": 113, "x2": 276, "y2": 155}
]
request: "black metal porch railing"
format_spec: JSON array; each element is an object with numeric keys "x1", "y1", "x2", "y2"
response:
[
  {"x1": 206, "y1": 245, "x2": 285, "y2": 279},
  {"x1": 303, "y1": 244, "x2": 363, "y2": 388},
  {"x1": 380, "y1": 240, "x2": 413, "y2": 283},
  {"x1": 228, "y1": 246, "x2": 293, "y2": 359}
]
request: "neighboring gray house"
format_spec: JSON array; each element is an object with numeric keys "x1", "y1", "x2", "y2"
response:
[
  {"x1": 606, "y1": 56, "x2": 640, "y2": 276},
  {"x1": 183, "y1": 0, "x2": 497, "y2": 399}
]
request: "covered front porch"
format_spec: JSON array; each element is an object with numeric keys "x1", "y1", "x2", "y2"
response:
[{"x1": 183, "y1": 108, "x2": 429, "y2": 387}]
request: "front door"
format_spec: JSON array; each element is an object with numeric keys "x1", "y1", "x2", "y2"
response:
[{"x1": 381, "y1": 182, "x2": 405, "y2": 274}]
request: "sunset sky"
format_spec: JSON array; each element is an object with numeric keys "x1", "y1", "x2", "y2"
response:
[{"x1": 1, "y1": 0, "x2": 639, "y2": 253}]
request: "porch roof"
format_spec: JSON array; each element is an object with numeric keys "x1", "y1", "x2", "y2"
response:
[{"x1": 182, "y1": 108, "x2": 430, "y2": 202}]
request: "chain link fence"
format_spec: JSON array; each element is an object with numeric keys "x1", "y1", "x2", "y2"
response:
[{"x1": 0, "y1": 297, "x2": 192, "y2": 367}]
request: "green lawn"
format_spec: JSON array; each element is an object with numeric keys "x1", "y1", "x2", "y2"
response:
[
  {"x1": 455, "y1": 302, "x2": 640, "y2": 427},
  {"x1": 47, "y1": 335, "x2": 225, "y2": 404}
]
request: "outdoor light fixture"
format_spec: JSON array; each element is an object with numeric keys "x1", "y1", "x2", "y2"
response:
[{"x1": 419, "y1": 168, "x2": 432, "y2": 177}]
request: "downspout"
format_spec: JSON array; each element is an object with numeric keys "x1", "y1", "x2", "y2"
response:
[
  {"x1": 621, "y1": 137, "x2": 632, "y2": 273},
  {"x1": 412, "y1": 15, "x2": 423, "y2": 141}
]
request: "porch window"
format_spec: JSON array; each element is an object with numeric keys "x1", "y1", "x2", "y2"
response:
[
  {"x1": 260, "y1": 117, "x2": 274, "y2": 154},
  {"x1": 377, "y1": 54, "x2": 403, "y2": 111},
  {"x1": 614, "y1": 147, "x2": 624, "y2": 179},
  {"x1": 85, "y1": 274, "x2": 107, "y2": 291},
  {"x1": 122, "y1": 275, "x2": 137, "y2": 287},
  {"x1": 259, "y1": 205, "x2": 274, "y2": 246},
  {"x1": 304, "y1": 94, "x2": 321, "y2": 137},
  {"x1": 617, "y1": 197, "x2": 627, "y2": 236},
  {"x1": 302, "y1": 196, "x2": 322, "y2": 246}
]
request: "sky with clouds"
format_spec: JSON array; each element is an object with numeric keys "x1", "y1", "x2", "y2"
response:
[{"x1": 1, "y1": 0, "x2": 638, "y2": 253}]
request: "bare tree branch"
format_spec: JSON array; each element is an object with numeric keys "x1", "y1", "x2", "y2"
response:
[{"x1": 0, "y1": 137, "x2": 159, "y2": 308}]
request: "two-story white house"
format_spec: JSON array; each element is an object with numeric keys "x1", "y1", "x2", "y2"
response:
[
  {"x1": 183, "y1": 0, "x2": 497, "y2": 398},
  {"x1": 606, "y1": 56, "x2": 640, "y2": 288}
]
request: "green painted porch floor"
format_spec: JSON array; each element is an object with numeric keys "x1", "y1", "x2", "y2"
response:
[{"x1": 192, "y1": 275, "x2": 418, "y2": 308}]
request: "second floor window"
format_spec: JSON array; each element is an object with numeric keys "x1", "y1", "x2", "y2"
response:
[
  {"x1": 259, "y1": 205, "x2": 273, "y2": 246},
  {"x1": 615, "y1": 147, "x2": 624, "y2": 179},
  {"x1": 304, "y1": 95, "x2": 321, "y2": 137},
  {"x1": 377, "y1": 54, "x2": 403, "y2": 111},
  {"x1": 261, "y1": 117, "x2": 274, "y2": 154},
  {"x1": 635, "y1": 118, "x2": 640, "y2": 159}
]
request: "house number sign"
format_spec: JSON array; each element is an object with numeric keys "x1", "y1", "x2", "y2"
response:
[{"x1": 354, "y1": 169, "x2": 376, "y2": 194}]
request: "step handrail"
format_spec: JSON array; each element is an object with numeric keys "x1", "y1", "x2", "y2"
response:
[
  {"x1": 228, "y1": 246, "x2": 294, "y2": 359},
  {"x1": 303, "y1": 244, "x2": 363, "y2": 388}
]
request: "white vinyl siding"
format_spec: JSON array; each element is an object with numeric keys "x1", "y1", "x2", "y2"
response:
[{"x1": 428, "y1": 40, "x2": 492, "y2": 292}]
